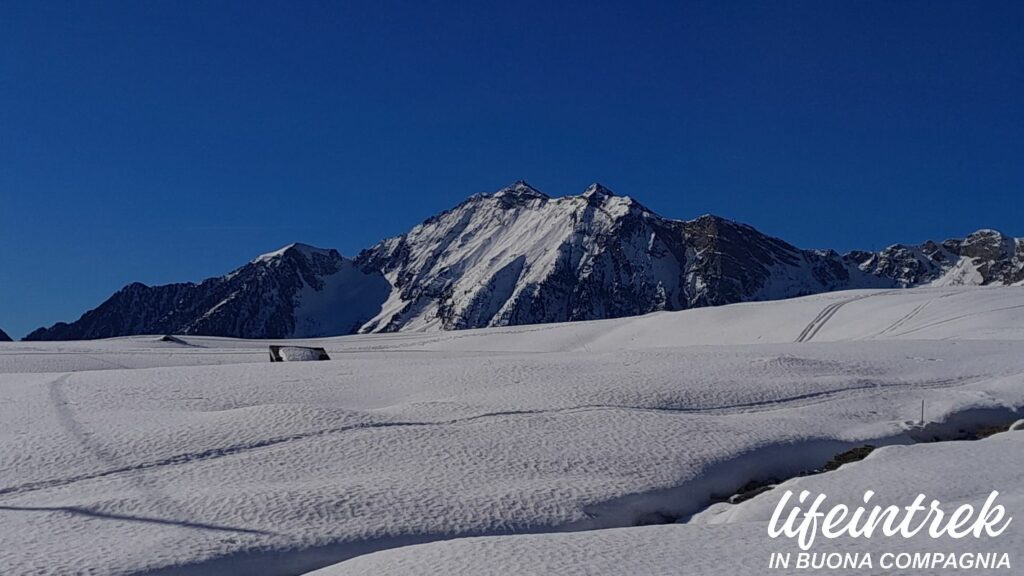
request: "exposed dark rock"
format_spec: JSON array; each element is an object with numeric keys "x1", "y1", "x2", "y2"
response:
[{"x1": 822, "y1": 445, "x2": 875, "y2": 471}]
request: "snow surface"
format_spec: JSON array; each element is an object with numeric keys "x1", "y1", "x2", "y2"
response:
[
  {"x1": 0, "y1": 287, "x2": 1022, "y2": 575},
  {"x1": 291, "y1": 259, "x2": 390, "y2": 338},
  {"x1": 319, "y1": 432, "x2": 1024, "y2": 576}
]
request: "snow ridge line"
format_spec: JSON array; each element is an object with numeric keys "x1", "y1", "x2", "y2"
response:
[{"x1": 1, "y1": 374, "x2": 992, "y2": 500}]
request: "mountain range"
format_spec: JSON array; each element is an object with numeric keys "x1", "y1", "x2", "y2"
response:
[{"x1": 24, "y1": 182, "x2": 1024, "y2": 341}]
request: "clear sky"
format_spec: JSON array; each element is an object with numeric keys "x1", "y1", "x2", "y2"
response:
[{"x1": 1, "y1": 1, "x2": 1022, "y2": 339}]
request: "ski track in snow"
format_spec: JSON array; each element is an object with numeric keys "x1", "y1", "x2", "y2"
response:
[
  {"x1": 794, "y1": 292, "x2": 889, "y2": 343},
  {"x1": 888, "y1": 303, "x2": 1024, "y2": 338},
  {"x1": 877, "y1": 300, "x2": 930, "y2": 336}
]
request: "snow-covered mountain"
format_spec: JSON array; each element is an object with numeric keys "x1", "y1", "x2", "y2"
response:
[
  {"x1": 23, "y1": 182, "x2": 1023, "y2": 340},
  {"x1": 354, "y1": 182, "x2": 1021, "y2": 332},
  {"x1": 356, "y1": 182, "x2": 872, "y2": 332},
  {"x1": 849, "y1": 228, "x2": 1024, "y2": 287},
  {"x1": 24, "y1": 244, "x2": 389, "y2": 341},
  {"x1": 0, "y1": 328, "x2": 11, "y2": 342}
]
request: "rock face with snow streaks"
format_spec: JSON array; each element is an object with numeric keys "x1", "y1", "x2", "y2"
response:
[{"x1": 354, "y1": 182, "x2": 881, "y2": 332}]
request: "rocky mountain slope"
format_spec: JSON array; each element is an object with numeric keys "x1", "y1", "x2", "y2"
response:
[
  {"x1": 25, "y1": 244, "x2": 389, "y2": 340},
  {"x1": 850, "y1": 228, "x2": 1024, "y2": 287},
  {"x1": 23, "y1": 182, "x2": 1023, "y2": 340},
  {"x1": 355, "y1": 182, "x2": 871, "y2": 332},
  {"x1": 0, "y1": 328, "x2": 11, "y2": 342}
]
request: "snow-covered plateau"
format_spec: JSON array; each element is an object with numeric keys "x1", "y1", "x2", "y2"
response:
[{"x1": 1, "y1": 286, "x2": 1023, "y2": 575}]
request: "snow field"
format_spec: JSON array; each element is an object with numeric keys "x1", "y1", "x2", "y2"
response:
[{"x1": 0, "y1": 287, "x2": 1022, "y2": 574}]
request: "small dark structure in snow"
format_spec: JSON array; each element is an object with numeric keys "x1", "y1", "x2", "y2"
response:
[
  {"x1": 159, "y1": 335, "x2": 189, "y2": 345},
  {"x1": 269, "y1": 345, "x2": 331, "y2": 362}
]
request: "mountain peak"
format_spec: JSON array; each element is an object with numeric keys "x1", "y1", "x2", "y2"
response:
[
  {"x1": 0, "y1": 327, "x2": 11, "y2": 342},
  {"x1": 253, "y1": 243, "x2": 337, "y2": 264},
  {"x1": 689, "y1": 213, "x2": 735, "y2": 226},
  {"x1": 494, "y1": 180, "x2": 548, "y2": 199},
  {"x1": 582, "y1": 182, "x2": 615, "y2": 199},
  {"x1": 958, "y1": 228, "x2": 1016, "y2": 261},
  {"x1": 964, "y1": 228, "x2": 1007, "y2": 241},
  {"x1": 253, "y1": 239, "x2": 333, "y2": 260}
]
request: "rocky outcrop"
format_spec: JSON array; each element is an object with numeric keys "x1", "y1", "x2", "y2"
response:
[{"x1": 851, "y1": 229, "x2": 1023, "y2": 287}]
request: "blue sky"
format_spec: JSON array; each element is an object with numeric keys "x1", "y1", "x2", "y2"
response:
[{"x1": 1, "y1": 1, "x2": 1022, "y2": 339}]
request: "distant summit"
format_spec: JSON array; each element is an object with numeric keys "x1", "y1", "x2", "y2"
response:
[
  {"x1": 251, "y1": 243, "x2": 340, "y2": 265},
  {"x1": 25, "y1": 182, "x2": 1024, "y2": 340},
  {"x1": 493, "y1": 180, "x2": 549, "y2": 200},
  {"x1": 581, "y1": 182, "x2": 614, "y2": 199}
]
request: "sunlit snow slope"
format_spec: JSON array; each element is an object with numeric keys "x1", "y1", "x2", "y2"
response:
[
  {"x1": 319, "y1": 432, "x2": 1024, "y2": 576},
  {"x1": 0, "y1": 287, "x2": 1022, "y2": 575}
]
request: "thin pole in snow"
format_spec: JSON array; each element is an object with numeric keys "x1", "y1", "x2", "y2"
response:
[{"x1": 920, "y1": 400, "x2": 925, "y2": 425}]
